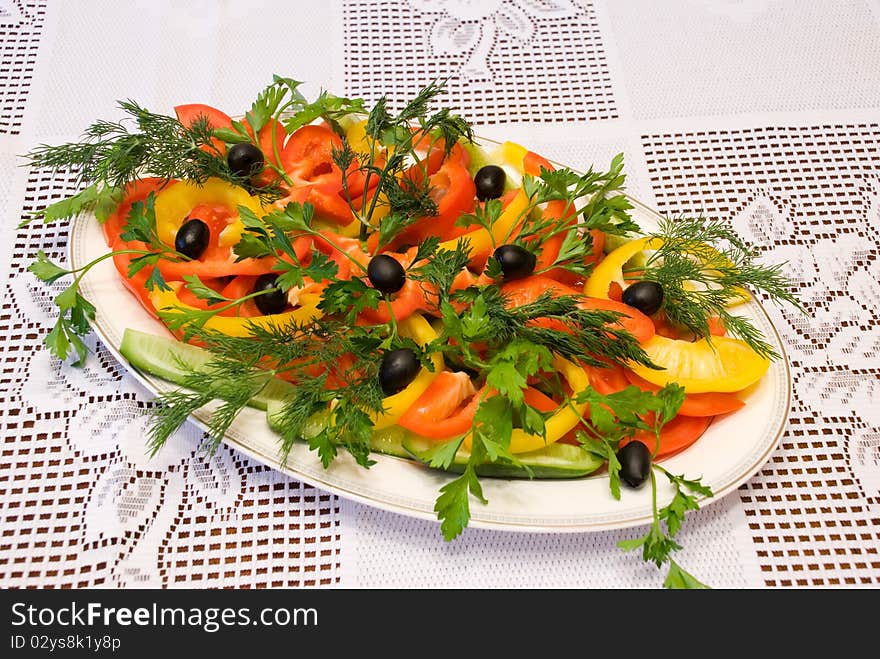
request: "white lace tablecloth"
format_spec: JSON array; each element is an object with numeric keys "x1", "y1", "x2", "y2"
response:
[{"x1": 1, "y1": 0, "x2": 878, "y2": 589}]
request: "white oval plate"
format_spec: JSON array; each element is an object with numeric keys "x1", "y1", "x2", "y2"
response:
[{"x1": 71, "y1": 182, "x2": 791, "y2": 534}]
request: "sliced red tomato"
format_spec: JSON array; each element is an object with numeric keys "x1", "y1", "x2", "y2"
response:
[
  {"x1": 624, "y1": 414, "x2": 713, "y2": 459},
  {"x1": 398, "y1": 371, "x2": 479, "y2": 439},
  {"x1": 623, "y1": 369, "x2": 745, "y2": 417},
  {"x1": 584, "y1": 363, "x2": 630, "y2": 395},
  {"x1": 102, "y1": 178, "x2": 170, "y2": 315},
  {"x1": 279, "y1": 124, "x2": 374, "y2": 224},
  {"x1": 384, "y1": 157, "x2": 476, "y2": 249},
  {"x1": 174, "y1": 104, "x2": 232, "y2": 155},
  {"x1": 500, "y1": 275, "x2": 655, "y2": 344}
]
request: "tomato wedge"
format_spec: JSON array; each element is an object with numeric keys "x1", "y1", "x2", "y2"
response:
[{"x1": 398, "y1": 371, "x2": 479, "y2": 438}]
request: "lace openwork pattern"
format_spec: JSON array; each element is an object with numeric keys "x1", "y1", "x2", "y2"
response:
[
  {"x1": 0, "y1": 0, "x2": 45, "y2": 134},
  {"x1": 643, "y1": 124, "x2": 880, "y2": 586},
  {"x1": 0, "y1": 169, "x2": 343, "y2": 588},
  {"x1": 342, "y1": 0, "x2": 618, "y2": 125}
]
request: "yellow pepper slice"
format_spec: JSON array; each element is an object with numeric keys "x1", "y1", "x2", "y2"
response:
[
  {"x1": 629, "y1": 334, "x2": 770, "y2": 393},
  {"x1": 437, "y1": 188, "x2": 530, "y2": 256},
  {"x1": 372, "y1": 312, "x2": 445, "y2": 430},
  {"x1": 497, "y1": 140, "x2": 528, "y2": 167},
  {"x1": 462, "y1": 357, "x2": 590, "y2": 454},
  {"x1": 150, "y1": 282, "x2": 322, "y2": 338},
  {"x1": 584, "y1": 236, "x2": 662, "y2": 298},
  {"x1": 437, "y1": 139, "x2": 534, "y2": 256},
  {"x1": 154, "y1": 178, "x2": 266, "y2": 249},
  {"x1": 585, "y1": 236, "x2": 750, "y2": 305},
  {"x1": 344, "y1": 118, "x2": 371, "y2": 154}
]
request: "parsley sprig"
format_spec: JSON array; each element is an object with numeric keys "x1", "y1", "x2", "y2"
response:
[
  {"x1": 574, "y1": 382, "x2": 713, "y2": 588},
  {"x1": 28, "y1": 193, "x2": 184, "y2": 363}
]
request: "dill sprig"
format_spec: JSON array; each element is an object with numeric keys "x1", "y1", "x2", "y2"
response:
[
  {"x1": 644, "y1": 216, "x2": 802, "y2": 359},
  {"x1": 146, "y1": 355, "x2": 275, "y2": 456},
  {"x1": 343, "y1": 79, "x2": 474, "y2": 240},
  {"x1": 145, "y1": 316, "x2": 390, "y2": 468},
  {"x1": 437, "y1": 287, "x2": 655, "y2": 370},
  {"x1": 23, "y1": 100, "x2": 281, "y2": 225}
]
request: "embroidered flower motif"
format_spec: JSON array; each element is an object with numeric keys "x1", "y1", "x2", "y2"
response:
[
  {"x1": 71, "y1": 400, "x2": 244, "y2": 586},
  {"x1": 410, "y1": 0, "x2": 578, "y2": 80}
]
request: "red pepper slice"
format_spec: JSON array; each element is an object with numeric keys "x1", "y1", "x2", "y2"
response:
[
  {"x1": 382, "y1": 156, "x2": 476, "y2": 249},
  {"x1": 523, "y1": 150, "x2": 554, "y2": 176},
  {"x1": 583, "y1": 363, "x2": 630, "y2": 395},
  {"x1": 280, "y1": 124, "x2": 373, "y2": 225},
  {"x1": 357, "y1": 278, "x2": 428, "y2": 325},
  {"x1": 176, "y1": 276, "x2": 261, "y2": 318},
  {"x1": 102, "y1": 178, "x2": 170, "y2": 315}
]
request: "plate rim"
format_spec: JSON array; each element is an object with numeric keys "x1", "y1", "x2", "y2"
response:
[{"x1": 67, "y1": 159, "x2": 792, "y2": 534}]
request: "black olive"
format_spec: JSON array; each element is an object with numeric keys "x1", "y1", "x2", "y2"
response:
[
  {"x1": 367, "y1": 254, "x2": 406, "y2": 294},
  {"x1": 493, "y1": 244, "x2": 536, "y2": 280},
  {"x1": 379, "y1": 348, "x2": 420, "y2": 396},
  {"x1": 252, "y1": 274, "x2": 288, "y2": 316},
  {"x1": 474, "y1": 165, "x2": 506, "y2": 201},
  {"x1": 227, "y1": 143, "x2": 265, "y2": 178},
  {"x1": 617, "y1": 441, "x2": 652, "y2": 489},
  {"x1": 174, "y1": 218, "x2": 210, "y2": 259},
  {"x1": 622, "y1": 281, "x2": 664, "y2": 315}
]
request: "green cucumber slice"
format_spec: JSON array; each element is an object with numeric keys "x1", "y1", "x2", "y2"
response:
[
  {"x1": 603, "y1": 231, "x2": 642, "y2": 254},
  {"x1": 124, "y1": 330, "x2": 605, "y2": 479},
  {"x1": 265, "y1": 400, "x2": 411, "y2": 458},
  {"x1": 462, "y1": 141, "x2": 520, "y2": 192},
  {"x1": 462, "y1": 141, "x2": 493, "y2": 177},
  {"x1": 119, "y1": 328, "x2": 294, "y2": 411},
  {"x1": 267, "y1": 399, "x2": 601, "y2": 477},
  {"x1": 402, "y1": 436, "x2": 603, "y2": 479}
]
